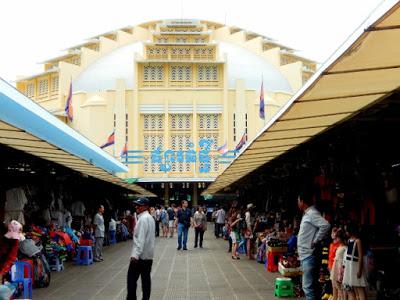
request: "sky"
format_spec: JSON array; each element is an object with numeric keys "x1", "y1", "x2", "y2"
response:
[{"x1": 0, "y1": 0, "x2": 385, "y2": 84}]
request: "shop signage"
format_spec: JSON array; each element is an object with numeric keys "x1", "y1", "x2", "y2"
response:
[{"x1": 122, "y1": 138, "x2": 236, "y2": 173}]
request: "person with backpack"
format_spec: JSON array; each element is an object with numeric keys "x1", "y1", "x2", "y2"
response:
[{"x1": 175, "y1": 200, "x2": 192, "y2": 251}]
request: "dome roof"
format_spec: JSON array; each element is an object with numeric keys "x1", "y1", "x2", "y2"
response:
[{"x1": 74, "y1": 41, "x2": 292, "y2": 94}]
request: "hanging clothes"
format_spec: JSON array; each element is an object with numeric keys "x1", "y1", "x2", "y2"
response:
[{"x1": 4, "y1": 188, "x2": 28, "y2": 225}]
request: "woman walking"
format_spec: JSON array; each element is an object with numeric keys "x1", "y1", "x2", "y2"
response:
[
  {"x1": 229, "y1": 210, "x2": 241, "y2": 260},
  {"x1": 194, "y1": 206, "x2": 207, "y2": 248}
]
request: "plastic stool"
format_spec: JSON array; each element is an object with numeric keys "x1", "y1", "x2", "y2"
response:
[
  {"x1": 274, "y1": 277, "x2": 294, "y2": 298},
  {"x1": 49, "y1": 257, "x2": 64, "y2": 272},
  {"x1": 12, "y1": 261, "x2": 33, "y2": 300},
  {"x1": 76, "y1": 246, "x2": 93, "y2": 265},
  {"x1": 109, "y1": 230, "x2": 117, "y2": 245},
  {"x1": 237, "y1": 239, "x2": 247, "y2": 254}
]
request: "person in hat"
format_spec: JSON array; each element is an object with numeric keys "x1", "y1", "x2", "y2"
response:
[
  {"x1": 127, "y1": 197, "x2": 155, "y2": 300},
  {"x1": 0, "y1": 220, "x2": 24, "y2": 283}
]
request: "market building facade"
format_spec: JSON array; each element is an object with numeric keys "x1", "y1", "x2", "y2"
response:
[{"x1": 15, "y1": 19, "x2": 316, "y2": 204}]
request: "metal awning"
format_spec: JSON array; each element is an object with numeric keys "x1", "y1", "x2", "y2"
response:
[
  {"x1": 0, "y1": 78, "x2": 154, "y2": 196},
  {"x1": 203, "y1": 0, "x2": 400, "y2": 195}
]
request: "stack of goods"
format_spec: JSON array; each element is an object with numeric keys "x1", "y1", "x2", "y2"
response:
[
  {"x1": 278, "y1": 254, "x2": 301, "y2": 277},
  {"x1": 266, "y1": 239, "x2": 288, "y2": 272}
]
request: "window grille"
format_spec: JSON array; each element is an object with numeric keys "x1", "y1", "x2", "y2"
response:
[
  {"x1": 143, "y1": 114, "x2": 164, "y2": 130},
  {"x1": 171, "y1": 134, "x2": 191, "y2": 150},
  {"x1": 198, "y1": 133, "x2": 219, "y2": 150},
  {"x1": 170, "y1": 114, "x2": 191, "y2": 130},
  {"x1": 197, "y1": 65, "x2": 218, "y2": 81},
  {"x1": 38, "y1": 79, "x2": 48, "y2": 95},
  {"x1": 211, "y1": 155, "x2": 220, "y2": 172},
  {"x1": 199, "y1": 114, "x2": 219, "y2": 130},
  {"x1": 51, "y1": 76, "x2": 59, "y2": 92},
  {"x1": 170, "y1": 65, "x2": 191, "y2": 81},
  {"x1": 144, "y1": 135, "x2": 164, "y2": 151},
  {"x1": 143, "y1": 65, "x2": 164, "y2": 81},
  {"x1": 26, "y1": 83, "x2": 35, "y2": 97}
]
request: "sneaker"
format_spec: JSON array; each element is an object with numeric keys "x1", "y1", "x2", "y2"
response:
[
  {"x1": 99, "y1": 258, "x2": 104, "y2": 261},
  {"x1": 94, "y1": 258, "x2": 102, "y2": 262},
  {"x1": 194, "y1": 245, "x2": 198, "y2": 248},
  {"x1": 177, "y1": 247, "x2": 182, "y2": 250},
  {"x1": 183, "y1": 247, "x2": 188, "y2": 250}
]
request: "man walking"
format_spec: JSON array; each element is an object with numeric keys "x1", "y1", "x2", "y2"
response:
[
  {"x1": 127, "y1": 197, "x2": 155, "y2": 300},
  {"x1": 175, "y1": 200, "x2": 192, "y2": 250},
  {"x1": 214, "y1": 206, "x2": 226, "y2": 238},
  {"x1": 298, "y1": 191, "x2": 330, "y2": 300},
  {"x1": 93, "y1": 205, "x2": 105, "y2": 262},
  {"x1": 167, "y1": 205, "x2": 176, "y2": 238},
  {"x1": 154, "y1": 206, "x2": 161, "y2": 237}
]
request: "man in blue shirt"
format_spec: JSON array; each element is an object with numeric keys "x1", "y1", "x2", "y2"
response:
[{"x1": 174, "y1": 200, "x2": 193, "y2": 250}]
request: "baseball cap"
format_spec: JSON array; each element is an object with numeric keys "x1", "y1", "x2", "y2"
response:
[{"x1": 133, "y1": 197, "x2": 151, "y2": 206}]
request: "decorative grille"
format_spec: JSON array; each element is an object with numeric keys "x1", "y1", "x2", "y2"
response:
[
  {"x1": 143, "y1": 114, "x2": 164, "y2": 130},
  {"x1": 170, "y1": 114, "x2": 191, "y2": 130},
  {"x1": 144, "y1": 157, "x2": 161, "y2": 173},
  {"x1": 143, "y1": 65, "x2": 164, "y2": 81},
  {"x1": 170, "y1": 134, "x2": 192, "y2": 150},
  {"x1": 197, "y1": 65, "x2": 218, "y2": 81},
  {"x1": 170, "y1": 66, "x2": 191, "y2": 81},
  {"x1": 26, "y1": 84, "x2": 35, "y2": 97},
  {"x1": 199, "y1": 114, "x2": 219, "y2": 130},
  {"x1": 38, "y1": 79, "x2": 48, "y2": 95},
  {"x1": 211, "y1": 155, "x2": 220, "y2": 172},
  {"x1": 198, "y1": 133, "x2": 219, "y2": 150},
  {"x1": 144, "y1": 135, "x2": 164, "y2": 151},
  {"x1": 51, "y1": 76, "x2": 59, "y2": 92},
  {"x1": 171, "y1": 161, "x2": 191, "y2": 172}
]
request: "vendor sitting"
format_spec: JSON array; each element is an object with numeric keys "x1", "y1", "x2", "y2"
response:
[{"x1": 0, "y1": 221, "x2": 24, "y2": 283}]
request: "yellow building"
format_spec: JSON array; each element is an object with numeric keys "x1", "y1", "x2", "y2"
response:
[{"x1": 16, "y1": 19, "x2": 316, "y2": 204}]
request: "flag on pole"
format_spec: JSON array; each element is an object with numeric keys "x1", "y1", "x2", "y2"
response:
[
  {"x1": 259, "y1": 80, "x2": 265, "y2": 120},
  {"x1": 100, "y1": 131, "x2": 115, "y2": 149},
  {"x1": 64, "y1": 81, "x2": 73, "y2": 122},
  {"x1": 217, "y1": 142, "x2": 228, "y2": 155},
  {"x1": 234, "y1": 133, "x2": 247, "y2": 151},
  {"x1": 120, "y1": 143, "x2": 128, "y2": 157}
]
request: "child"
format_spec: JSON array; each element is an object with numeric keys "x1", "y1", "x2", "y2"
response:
[
  {"x1": 343, "y1": 223, "x2": 367, "y2": 300},
  {"x1": 330, "y1": 228, "x2": 347, "y2": 300}
]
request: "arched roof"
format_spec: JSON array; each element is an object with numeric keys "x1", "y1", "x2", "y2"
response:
[{"x1": 74, "y1": 41, "x2": 292, "y2": 94}]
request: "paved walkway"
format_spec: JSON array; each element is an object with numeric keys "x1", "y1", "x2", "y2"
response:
[{"x1": 33, "y1": 226, "x2": 284, "y2": 300}]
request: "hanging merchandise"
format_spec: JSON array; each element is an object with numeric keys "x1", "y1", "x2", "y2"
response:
[{"x1": 4, "y1": 187, "x2": 28, "y2": 225}]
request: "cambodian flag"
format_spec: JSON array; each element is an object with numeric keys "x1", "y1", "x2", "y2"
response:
[
  {"x1": 64, "y1": 81, "x2": 73, "y2": 122},
  {"x1": 259, "y1": 80, "x2": 265, "y2": 120},
  {"x1": 235, "y1": 133, "x2": 247, "y2": 151},
  {"x1": 217, "y1": 142, "x2": 228, "y2": 155},
  {"x1": 100, "y1": 131, "x2": 115, "y2": 149},
  {"x1": 120, "y1": 143, "x2": 128, "y2": 157}
]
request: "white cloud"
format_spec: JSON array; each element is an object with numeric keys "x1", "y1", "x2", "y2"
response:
[{"x1": 0, "y1": 0, "x2": 384, "y2": 83}]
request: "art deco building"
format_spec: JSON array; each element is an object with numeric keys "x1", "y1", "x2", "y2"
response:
[{"x1": 16, "y1": 19, "x2": 316, "y2": 203}]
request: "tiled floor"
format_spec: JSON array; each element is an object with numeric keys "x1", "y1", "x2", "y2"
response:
[{"x1": 33, "y1": 226, "x2": 285, "y2": 300}]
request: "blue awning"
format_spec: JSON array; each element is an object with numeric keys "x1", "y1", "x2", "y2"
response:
[{"x1": 0, "y1": 78, "x2": 155, "y2": 196}]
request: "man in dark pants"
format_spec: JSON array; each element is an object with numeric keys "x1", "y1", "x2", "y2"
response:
[{"x1": 127, "y1": 198, "x2": 155, "y2": 300}]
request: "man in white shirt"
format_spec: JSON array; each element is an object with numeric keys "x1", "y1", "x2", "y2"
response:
[
  {"x1": 93, "y1": 205, "x2": 105, "y2": 262},
  {"x1": 214, "y1": 206, "x2": 226, "y2": 238},
  {"x1": 127, "y1": 197, "x2": 155, "y2": 300}
]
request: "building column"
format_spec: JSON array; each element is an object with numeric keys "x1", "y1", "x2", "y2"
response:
[
  {"x1": 115, "y1": 79, "x2": 126, "y2": 166},
  {"x1": 193, "y1": 183, "x2": 198, "y2": 206},
  {"x1": 164, "y1": 184, "x2": 169, "y2": 206}
]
